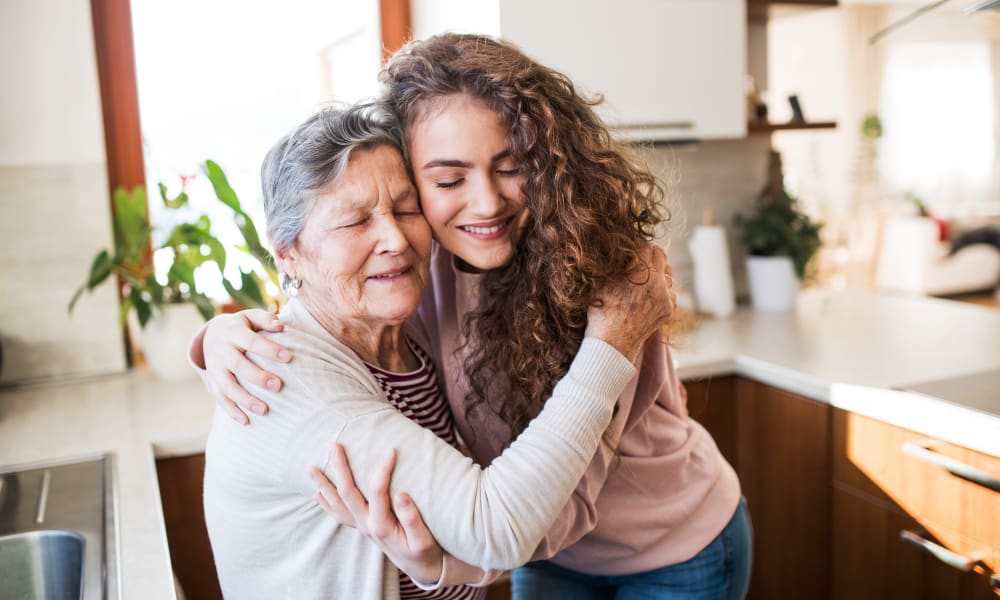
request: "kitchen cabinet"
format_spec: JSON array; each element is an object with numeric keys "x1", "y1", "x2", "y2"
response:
[
  {"x1": 687, "y1": 376, "x2": 832, "y2": 599},
  {"x1": 414, "y1": 0, "x2": 747, "y2": 141},
  {"x1": 689, "y1": 376, "x2": 1000, "y2": 599},
  {"x1": 832, "y1": 409, "x2": 1000, "y2": 598},
  {"x1": 157, "y1": 453, "x2": 222, "y2": 600},
  {"x1": 735, "y1": 378, "x2": 832, "y2": 599}
]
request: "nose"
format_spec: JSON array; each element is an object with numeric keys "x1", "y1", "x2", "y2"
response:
[
  {"x1": 467, "y1": 174, "x2": 507, "y2": 218},
  {"x1": 373, "y1": 213, "x2": 409, "y2": 254}
]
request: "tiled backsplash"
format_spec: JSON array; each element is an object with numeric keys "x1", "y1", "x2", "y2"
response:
[
  {"x1": 645, "y1": 135, "x2": 773, "y2": 299},
  {"x1": 0, "y1": 164, "x2": 126, "y2": 385}
]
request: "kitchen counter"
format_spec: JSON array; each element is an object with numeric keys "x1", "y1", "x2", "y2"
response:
[
  {"x1": 0, "y1": 373, "x2": 214, "y2": 600},
  {"x1": 0, "y1": 287, "x2": 998, "y2": 598},
  {"x1": 673, "y1": 288, "x2": 1000, "y2": 457}
]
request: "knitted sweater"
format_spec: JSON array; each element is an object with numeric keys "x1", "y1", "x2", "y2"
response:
[{"x1": 203, "y1": 297, "x2": 637, "y2": 599}]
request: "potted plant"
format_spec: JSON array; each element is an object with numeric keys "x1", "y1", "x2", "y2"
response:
[
  {"x1": 734, "y1": 149, "x2": 822, "y2": 312},
  {"x1": 69, "y1": 162, "x2": 280, "y2": 379}
]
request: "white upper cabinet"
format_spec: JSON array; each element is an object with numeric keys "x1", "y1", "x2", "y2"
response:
[{"x1": 412, "y1": 0, "x2": 747, "y2": 141}]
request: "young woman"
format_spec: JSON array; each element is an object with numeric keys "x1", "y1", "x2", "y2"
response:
[{"x1": 193, "y1": 34, "x2": 751, "y2": 599}]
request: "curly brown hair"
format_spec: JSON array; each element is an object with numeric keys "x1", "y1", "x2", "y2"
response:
[{"x1": 383, "y1": 33, "x2": 669, "y2": 443}]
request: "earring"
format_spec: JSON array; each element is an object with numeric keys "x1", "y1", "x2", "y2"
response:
[{"x1": 282, "y1": 272, "x2": 304, "y2": 295}]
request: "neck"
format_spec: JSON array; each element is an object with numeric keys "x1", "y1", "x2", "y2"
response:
[{"x1": 298, "y1": 295, "x2": 415, "y2": 371}]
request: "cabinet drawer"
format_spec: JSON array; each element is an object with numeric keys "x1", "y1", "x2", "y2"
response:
[{"x1": 833, "y1": 410, "x2": 1000, "y2": 567}]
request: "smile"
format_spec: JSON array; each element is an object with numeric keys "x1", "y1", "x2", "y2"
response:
[
  {"x1": 458, "y1": 217, "x2": 514, "y2": 239},
  {"x1": 368, "y1": 266, "x2": 412, "y2": 280}
]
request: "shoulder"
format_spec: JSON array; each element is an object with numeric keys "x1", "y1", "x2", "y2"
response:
[{"x1": 250, "y1": 300, "x2": 380, "y2": 399}]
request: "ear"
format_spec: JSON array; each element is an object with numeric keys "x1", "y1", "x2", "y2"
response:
[{"x1": 274, "y1": 243, "x2": 303, "y2": 281}]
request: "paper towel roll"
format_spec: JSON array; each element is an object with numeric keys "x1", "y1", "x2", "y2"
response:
[{"x1": 688, "y1": 225, "x2": 736, "y2": 318}]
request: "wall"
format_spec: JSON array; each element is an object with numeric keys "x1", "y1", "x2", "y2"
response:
[
  {"x1": 0, "y1": 0, "x2": 126, "y2": 385},
  {"x1": 646, "y1": 137, "x2": 773, "y2": 301}
]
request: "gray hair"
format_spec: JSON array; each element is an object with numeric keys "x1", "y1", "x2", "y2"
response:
[{"x1": 260, "y1": 103, "x2": 406, "y2": 288}]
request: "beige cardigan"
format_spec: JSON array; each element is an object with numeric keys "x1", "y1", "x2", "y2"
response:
[{"x1": 202, "y1": 298, "x2": 636, "y2": 599}]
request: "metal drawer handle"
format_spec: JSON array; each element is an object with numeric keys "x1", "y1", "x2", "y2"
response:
[
  {"x1": 902, "y1": 441, "x2": 1000, "y2": 493},
  {"x1": 899, "y1": 530, "x2": 981, "y2": 572}
]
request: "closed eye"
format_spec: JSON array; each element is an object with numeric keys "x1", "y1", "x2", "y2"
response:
[
  {"x1": 435, "y1": 178, "x2": 464, "y2": 189},
  {"x1": 497, "y1": 167, "x2": 520, "y2": 176},
  {"x1": 341, "y1": 216, "x2": 370, "y2": 229}
]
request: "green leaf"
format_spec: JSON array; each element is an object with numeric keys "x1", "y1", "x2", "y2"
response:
[
  {"x1": 203, "y1": 159, "x2": 242, "y2": 213},
  {"x1": 221, "y1": 270, "x2": 267, "y2": 309},
  {"x1": 112, "y1": 186, "x2": 152, "y2": 267},
  {"x1": 68, "y1": 284, "x2": 87, "y2": 313},
  {"x1": 86, "y1": 249, "x2": 114, "y2": 289},
  {"x1": 167, "y1": 258, "x2": 197, "y2": 290},
  {"x1": 130, "y1": 287, "x2": 153, "y2": 328},
  {"x1": 203, "y1": 159, "x2": 278, "y2": 283},
  {"x1": 69, "y1": 249, "x2": 115, "y2": 313},
  {"x1": 158, "y1": 180, "x2": 189, "y2": 209},
  {"x1": 189, "y1": 293, "x2": 216, "y2": 321}
]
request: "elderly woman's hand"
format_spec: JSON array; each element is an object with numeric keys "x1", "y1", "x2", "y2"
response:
[
  {"x1": 310, "y1": 444, "x2": 444, "y2": 586},
  {"x1": 199, "y1": 309, "x2": 291, "y2": 425},
  {"x1": 585, "y1": 244, "x2": 674, "y2": 362}
]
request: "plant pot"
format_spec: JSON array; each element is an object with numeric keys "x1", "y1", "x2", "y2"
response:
[
  {"x1": 746, "y1": 255, "x2": 800, "y2": 312},
  {"x1": 141, "y1": 303, "x2": 205, "y2": 381}
]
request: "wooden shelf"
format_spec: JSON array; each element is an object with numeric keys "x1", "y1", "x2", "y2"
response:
[
  {"x1": 748, "y1": 0, "x2": 838, "y2": 21},
  {"x1": 748, "y1": 120, "x2": 837, "y2": 134}
]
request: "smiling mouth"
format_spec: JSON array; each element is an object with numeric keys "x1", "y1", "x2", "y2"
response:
[
  {"x1": 369, "y1": 266, "x2": 412, "y2": 280},
  {"x1": 458, "y1": 217, "x2": 514, "y2": 237}
]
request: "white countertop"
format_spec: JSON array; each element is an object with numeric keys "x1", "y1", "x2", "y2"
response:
[
  {"x1": 674, "y1": 288, "x2": 1000, "y2": 457},
  {"x1": 0, "y1": 373, "x2": 214, "y2": 600},
  {"x1": 0, "y1": 287, "x2": 998, "y2": 598}
]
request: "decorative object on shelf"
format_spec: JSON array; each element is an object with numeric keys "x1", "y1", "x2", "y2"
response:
[
  {"x1": 688, "y1": 208, "x2": 736, "y2": 319},
  {"x1": 734, "y1": 149, "x2": 822, "y2": 312},
  {"x1": 788, "y1": 94, "x2": 805, "y2": 122}
]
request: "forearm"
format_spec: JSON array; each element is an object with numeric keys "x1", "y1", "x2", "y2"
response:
[{"x1": 348, "y1": 337, "x2": 636, "y2": 570}]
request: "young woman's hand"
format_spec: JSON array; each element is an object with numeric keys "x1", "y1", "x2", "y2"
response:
[
  {"x1": 200, "y1": 309, "x2": 290, "y2": 425},
  {"x1": 585, "y1": 244, "x2": 675, "y2": 362},
  {"x1": 309, "y1": 444, "x2": 444, "y2": 586}
]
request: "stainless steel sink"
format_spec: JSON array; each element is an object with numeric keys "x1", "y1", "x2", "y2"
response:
[
  {"x1": 0, "y1": 530, "x2": 85, "y2": 598},
  {"x1": 0, "y1": 455, "x2": 118, "y2": 599}
]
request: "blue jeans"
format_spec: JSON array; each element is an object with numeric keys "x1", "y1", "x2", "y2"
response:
[{"x1": 511, "y1": 496, "x2": 752, "y2": 600}]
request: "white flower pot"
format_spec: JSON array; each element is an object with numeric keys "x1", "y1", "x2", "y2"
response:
[
  {"x1": 141, "y1": 303, "x2": 205, "y2": 380},
  {"x1": 746, "y1": 256, "x2": 800, "y2": 312}
]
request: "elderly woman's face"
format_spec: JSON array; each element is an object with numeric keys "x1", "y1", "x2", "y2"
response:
[{"x1": 286, "y1": 146, "x2": 431, "y2": 326}]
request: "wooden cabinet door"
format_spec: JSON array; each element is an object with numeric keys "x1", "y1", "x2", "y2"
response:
[
  {"x1": 735, "y1": 378, "x2": 832, "y2": 600},
  {"x1": 685, "y1": 376, "x2": 738, "y2": 467},
  {"x1": 833, "y1": 486, "x2": 998, "y2": 599},
  {"x1": 832, "y1": 409, "x2": 1000, "y2": 599},
  {"x1": 157, "y1": 453, "x2": 223, "y2": 600}
]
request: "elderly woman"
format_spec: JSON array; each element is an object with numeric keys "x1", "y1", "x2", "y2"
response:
[{"x1": 203, "y1": 103, "x2": 671, "y2": 599}]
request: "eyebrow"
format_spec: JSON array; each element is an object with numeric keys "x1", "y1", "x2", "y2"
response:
[{"x1": 421, "y1": 149, "x2": 512, "y2": 170}]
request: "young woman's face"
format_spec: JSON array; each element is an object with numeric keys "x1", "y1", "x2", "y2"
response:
[{"x1": 407, "y1": 94, "x2": 529, "y2": 272}]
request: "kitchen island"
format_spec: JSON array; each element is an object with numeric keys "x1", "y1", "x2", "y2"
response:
[{"x1": 0, "y1": 287, "x2": 997, "y2": 598}]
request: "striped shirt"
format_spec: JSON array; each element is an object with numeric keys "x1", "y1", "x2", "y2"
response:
[{"x1": 365, "y1": 338, "x2": 486, "y2": 600}]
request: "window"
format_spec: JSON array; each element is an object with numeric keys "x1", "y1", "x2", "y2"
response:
[
  {"x1": 131, "y1": 0, "x2": 383, "y2": 299},
  {"x1": 878, "y1": 41, "x2": 996, "y2": 214}
]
